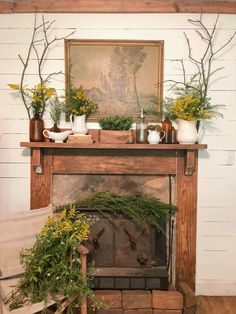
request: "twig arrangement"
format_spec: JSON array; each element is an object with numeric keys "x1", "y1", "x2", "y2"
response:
[
  {"x1": 167, "y1": 14, "x2": 236, "y2": 102},
  {"x1": 18, "y1": 14, "x2": 75, "y2": 118}
]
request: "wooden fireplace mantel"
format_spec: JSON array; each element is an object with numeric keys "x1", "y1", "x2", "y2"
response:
[{"x1": 21, "y1": 141, "x2": 207, "y2": 292}]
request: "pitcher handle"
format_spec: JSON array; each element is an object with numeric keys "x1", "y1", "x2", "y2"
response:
[
  {"x1": 160, "y1": 130, "x2": 165, "y2": 142},
  {"x1": 43, "y1": 129, "x2": 50, "y2": 139},
  {"x1": 197, "y1": 120, "x2": 204, "y2": 142},
  {"x1": 69, "y1": 114, "x2": 74, "y2": 124}
]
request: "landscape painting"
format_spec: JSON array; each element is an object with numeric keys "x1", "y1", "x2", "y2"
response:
[{"x1": 65, "y1": 40, "x2": 164, "y2": 120}]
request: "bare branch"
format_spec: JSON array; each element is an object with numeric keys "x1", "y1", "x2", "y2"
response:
[
  {"x1": 169, "y1": 14, "x2": 235, "y2": 103},
  {"x1": 213, "y1": 31, "x2": 236, "y2": 56},
  {"x1": 43, "y1": 71, "x2": 63, "y2": 84},
  {"x1": 15, "y1": 14, "x2": 75, "y2": 118}
]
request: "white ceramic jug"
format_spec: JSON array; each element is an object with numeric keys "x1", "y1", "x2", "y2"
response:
[
  {"x1": 70, "y1": 114, "x2": 88, "y2": 135},
  {"x1": 147, "y1": 130, "x2": 165, "y2": 144},
  {"x1": 176, "y1": 119, "x2": 202, "y2": 144}
]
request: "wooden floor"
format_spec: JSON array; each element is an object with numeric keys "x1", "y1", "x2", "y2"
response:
[{"x1": 197, "y1": 296, "x2": 236, "y2": 314}]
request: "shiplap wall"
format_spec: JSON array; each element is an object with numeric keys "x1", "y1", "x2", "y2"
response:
[{"x1": 0, "y1": 13, "x2": 236, "y2": 295}]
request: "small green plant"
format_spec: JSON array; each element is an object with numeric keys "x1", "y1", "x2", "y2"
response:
[
  {"x1": 98, "y1": 115, "x2": 133, "y2": 131},
  {"x1": 5, "y1": 206, "x2": 102, "y2": 313},
  {"x1": 66, "y1": 85, "x2": 97, "y2": 116},
  {"x1": 49, "y1": 95, "x2": 64, "y2": 125}
]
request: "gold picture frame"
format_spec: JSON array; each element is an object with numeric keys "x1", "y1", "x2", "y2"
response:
[{"x1": 65, "y1": 39, "x2": 164, "y2": 121}]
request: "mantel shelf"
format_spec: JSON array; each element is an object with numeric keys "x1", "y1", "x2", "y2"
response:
[
  {"x1": 21, "y1": 141, "x2": 207, "y2": 177},
  {"x1": 20, "y1": 142, "x2": 207, "y2": 150}
]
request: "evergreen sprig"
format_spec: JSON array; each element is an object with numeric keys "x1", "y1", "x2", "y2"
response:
[{"x1": 73, "y1": 192, "x2": 177, "y2": 234}]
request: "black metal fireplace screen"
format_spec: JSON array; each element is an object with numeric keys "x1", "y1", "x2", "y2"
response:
[
  {"x1": 85, "y1": 210, "x2": 169, "y2": 290},
  {"x1": 53, "y1": 174, "x2": 175, "y2": 290}
]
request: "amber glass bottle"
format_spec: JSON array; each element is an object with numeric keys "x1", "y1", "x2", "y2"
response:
[
  {"x1": 50, "y1": 123, "x2": 60, "y2": 133},
  {"x1": 29, "y1": 113, "x2": 44, "y2": 142},
  {"x1": 161, "y1": 118, "x2": 172, "y2": 144}
]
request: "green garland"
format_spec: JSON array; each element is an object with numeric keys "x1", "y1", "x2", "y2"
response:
[{"x1": 71, "y1": 192, "x2": 177, "y2": 234}]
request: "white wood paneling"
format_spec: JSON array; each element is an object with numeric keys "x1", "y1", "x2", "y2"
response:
[{"x1": 0, "y1": 12, "x2": 236, "y2": 295}]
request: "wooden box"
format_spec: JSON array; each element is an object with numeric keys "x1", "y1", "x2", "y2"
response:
[{"x1": 99, "y1": 130, "x2": 134, "y2": 144}]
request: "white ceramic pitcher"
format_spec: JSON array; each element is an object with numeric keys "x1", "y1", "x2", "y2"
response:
[
  {"x1": 70, "y1": 114, "x2": 88, "y2": 135},
  {"x1": 147, "y1": 130, "x2": 165, "y2": 144},
  {"x1": 176, "y1": 119, "x2": 202, "y2": 144}
]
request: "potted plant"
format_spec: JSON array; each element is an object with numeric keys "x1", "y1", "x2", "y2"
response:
[
  {"x1": 98, "y1": 115, "x2": 134, "y2": 144},
  {"x1": 8, "y1": 83, "x2": 56, "y2": 142},
  {"x1": 7, "y1": 15, "x2": 74, "y2": 142},
  {"x1": 49, "y1": 95, "x2": 64, "y2": 133},
  {"x1": 163, "y1": 15, "x2": 234, "y2": 144},
  {"x1": 166, "y1": 88, "x2": 223, "y2": 144},
  {"x1": 5, "y1": 206, "x2": 102, "y2": 312},
  {"x1": 65, "y1": 85, "x2": 97, "y2": 135}
]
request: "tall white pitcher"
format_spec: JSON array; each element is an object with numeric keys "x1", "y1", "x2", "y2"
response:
[
  {"x1": 176, "y1": 119, "x2": 202, "y2": 144},
  {"x1": 70, "y1": 114, "x2": 88, "y2": 135}
]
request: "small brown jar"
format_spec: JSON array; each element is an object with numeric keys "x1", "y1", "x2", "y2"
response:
[{"x1": 29, "y1": 113, "x2": 44, "y2": 142}]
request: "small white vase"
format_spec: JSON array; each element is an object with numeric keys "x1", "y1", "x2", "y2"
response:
[
  {"x1": 70, "y1": 114, "x2": 88, "y2": 135},
  {"x1": 176, "y1": 119, "x2": 198, "y2": 144}
]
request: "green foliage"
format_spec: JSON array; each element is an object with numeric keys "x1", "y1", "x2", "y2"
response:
[
  {"x1": 66, "y1": 85, "x2": 97, "y2": 116},
  {"x1": 8, "y1": 83, "x2": 55, "y2": 116},
  {"x1": 49, "y1": 95, "x2": 64, "y2": 125},
  {"x1": 74, "y1": 192, "x2": 177, "y2": 234},
  {"x1": 6, "y1": 206, "x2": 103, "y2": 313},
  {"x1": 166, "y1": 87, "x2": 224, "y2": 121},
  {"x1": 98, "y1": 115, "x2": 133, "y2": 130}
]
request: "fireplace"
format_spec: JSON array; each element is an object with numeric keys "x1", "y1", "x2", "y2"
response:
[
  {"x1": 21, "y1": 136, "x2": 207, "y2": 292},
  {"x1": 52, "y1": 174, "x2": 173, "y2": 290}
]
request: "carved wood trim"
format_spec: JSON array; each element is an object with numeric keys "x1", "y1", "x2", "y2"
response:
[{"x1": 1, "y1": 1, "x2": 236, "y2": 14}]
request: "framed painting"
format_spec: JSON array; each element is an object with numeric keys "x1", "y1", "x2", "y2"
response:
[{"x1": 65, "y1": 40, "x2": 164, "y2": 121}]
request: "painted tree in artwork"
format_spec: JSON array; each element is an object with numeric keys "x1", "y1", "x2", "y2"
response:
[
  {"x1": 122, "y1": 46, "x2": 147, "y2": 110},
  {"x1": 108, "y1": 47, "x2": 127, "y2": 102}
]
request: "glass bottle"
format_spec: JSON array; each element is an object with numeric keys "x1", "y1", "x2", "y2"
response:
[
  {"x1": 136, "y1": 108, "x2": 147, "y2": 143},
  {"x1": 170, "y1": 126, "x2": 177, "y2": 144},
  {"x1": 29, "y1": 112, "x2": 44, "y2": 142},
  {"x1": 50, "y1": 123, "x2": 60, "y2": 133},
  {"x1": 161, "y1": 117, "x2": 172, "y2": 144}
]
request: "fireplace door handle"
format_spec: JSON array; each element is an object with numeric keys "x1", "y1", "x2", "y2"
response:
[
  {"x1": 124, "y1": 227, "x2": 137, "y2": 248},
  {"x1": 93, "y1": 227, "x2": 105, "y2": 248}
]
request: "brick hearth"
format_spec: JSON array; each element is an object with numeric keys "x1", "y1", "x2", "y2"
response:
[{"x1": 87, "y1": 290, "x2": 183, "y2": 314}]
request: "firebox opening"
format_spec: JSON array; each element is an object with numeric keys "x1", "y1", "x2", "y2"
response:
[{"x1": 52, "y1": 174, "x2": 175, "y2": 290}]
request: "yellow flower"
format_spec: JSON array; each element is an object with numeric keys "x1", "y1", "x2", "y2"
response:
[{"x1": 8, "y1": 83, "x2": 20, "y2": 90}]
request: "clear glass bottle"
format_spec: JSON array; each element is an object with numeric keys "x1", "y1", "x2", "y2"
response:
[{"x1": 136, "y1": 108, "x2": 147, "y2": 143}]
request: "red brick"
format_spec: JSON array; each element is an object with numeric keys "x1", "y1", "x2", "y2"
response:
[
  {"x1": 96, "y1": 310, "x2": 123, "y2": 314},
  {"x1": 94, "y1": 290, "x2": 122, "y2": 309},
  {"x1": 152, "y1": 291, "x2": 183, "y2": 310},
  {"x1": 153, "y1": 311, "x2": 182, "y2": 314},
  {"x1": 122, "y1": 290, "x2": 152, "y2": 309},
  {"x1": 124, "y1": 309, "x2": 152, "y2": 314}
]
